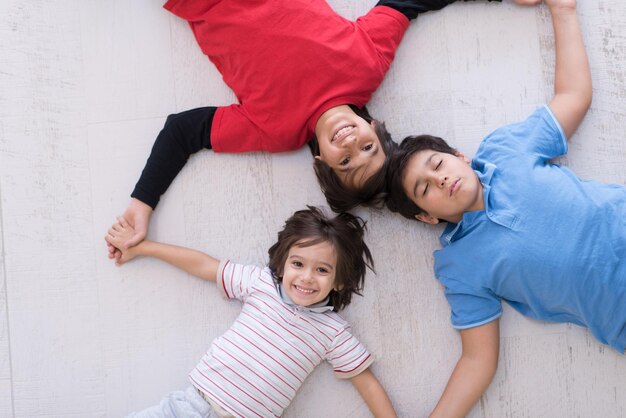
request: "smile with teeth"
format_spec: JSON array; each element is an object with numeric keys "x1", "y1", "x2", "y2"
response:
[
  {"x1": 332, "y1": 125, "x2": 355, "y2": 143},
  {"x1": 294, "y1": 284, "x2": 317, "y2": 295}
]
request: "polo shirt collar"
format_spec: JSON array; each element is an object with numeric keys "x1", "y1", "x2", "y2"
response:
[
  {"x1": 276, "y1": 282, "x2": 334, "y2": 313},
  {"x1": 440, "y1": 161, "x2": 519, "y2": 246}
]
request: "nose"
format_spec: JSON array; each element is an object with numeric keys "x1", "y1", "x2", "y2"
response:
[
  {"x1": 340, "y1": 134, "x2": 358, "y2": 148},
  {"x1": 430, "y1": 174, "x2": 448, "y2": 188},
  {"x1": 300, "y1": 269, "x2": 314, "y2": 282}
]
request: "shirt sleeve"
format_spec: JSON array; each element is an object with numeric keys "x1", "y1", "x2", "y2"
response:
[
  {"x1": 215, "y1": 260, "x2": 264, "y2": 302},
  {"x1": 442, "y1": 277, "x2": 502, "y2": 330},
  {"x1": 326, "y1": 326, "x2": 374, "y2": 379},
  {"x1": 477, "y1": 106, "x2": 568, "y2": 165},
  {"x1": 375, "y1": 0, "x2": 456, "y2": 20},
  {"x1": 357, "y1": 6, "x2": 410, "y2": 68},
  {"x1": 131, "y1": 107, "x2": 216, "y2": 209}
]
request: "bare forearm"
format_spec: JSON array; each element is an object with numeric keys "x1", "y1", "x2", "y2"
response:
[
  {"x1": 134, "y1": 240, "x2": 219, "y2": 281},
  {"x1": 548, "y1": 1, "x2": 591, "y2": 137},
  {"x1": 429, "y1": 355, "x2": 497, "y2": 418},
  {"x1": 552, "y1": 4, "x2": 590, "y2": 99},
  {"x1": 351, "y1": 369, "x2": 397, "y2": 418},
  {"x1": 430, "y1": 321, "x2": 500, "y2": 418}
]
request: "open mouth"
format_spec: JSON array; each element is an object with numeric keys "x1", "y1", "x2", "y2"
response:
[{"x1": 332, "y1": 125, "x2": 355, "y2": 143}]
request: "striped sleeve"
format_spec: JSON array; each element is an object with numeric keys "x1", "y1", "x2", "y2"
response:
[
  {"x1": 216, "y1": 260, "x2": 264, "y2": 302},
  {"x1": 326, "y1": 326, "x2": 373, "y2": 379}
]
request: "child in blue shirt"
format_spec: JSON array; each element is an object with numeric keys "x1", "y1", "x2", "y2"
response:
[{"x1": 387, "y1": 0, "x2": 625, "y2": 416}]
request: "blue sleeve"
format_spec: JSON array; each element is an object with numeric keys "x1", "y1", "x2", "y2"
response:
[
  {"x1": 476, "y1": 106, "x2": 568, "y2": 165},
  {"x1": 442, "y1": 277, "x2": 502, "y2": 330}
]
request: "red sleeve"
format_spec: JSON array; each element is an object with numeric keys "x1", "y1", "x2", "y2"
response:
[
  {"x1": 210, "y1": 105, "x2": 264, "y2": 153},
  {"x1": 356, "y1": 6, "x2": 410, "y2": 67}
]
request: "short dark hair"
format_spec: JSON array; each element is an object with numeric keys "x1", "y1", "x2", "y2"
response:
[
  {"x1": 386, "y1": 134, "x2": 457, "y2": 220},
  {"x1": 309, "y1": 105, "x2": 398, "y2": 212},
  {"x1": 267, "y1": 206, "x2": 374, "y2": 311}
]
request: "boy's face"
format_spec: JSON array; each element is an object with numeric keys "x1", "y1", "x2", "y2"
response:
[
  {"x1": 315, "y1": 106, "x2": 385, "y2": 189},
  {"x1": 402, "y1": 150, "x2": 484, "y2": 224},
  {"x1": 281, "y1": 241, "x2": 338, "y2": 307}
]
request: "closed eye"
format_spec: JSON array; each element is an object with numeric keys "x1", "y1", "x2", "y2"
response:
[{"x1": 435, "y1": 160, "x2": 442, "y2": 170}]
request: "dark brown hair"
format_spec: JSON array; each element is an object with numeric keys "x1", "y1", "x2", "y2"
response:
[
  {"x1": 309, "y1": 105, "x2": 398, "y2": 213},
  {"x1": 267, "y1": 206, "x2": 374, "y2": 311},
  {"x1": 386, "y1": 134, "x2": 458, "y2": 220}
]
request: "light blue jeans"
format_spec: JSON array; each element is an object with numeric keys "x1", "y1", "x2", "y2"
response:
[{"x1": 127, "y1": 386, "x2": 218, "y2": 418}]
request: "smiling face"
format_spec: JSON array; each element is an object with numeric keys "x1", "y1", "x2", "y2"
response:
[
  {"x1": 281, "y1": 240, "x2": 338, "y2": 307},
  {"x1": 315, "y1": 105, "x2": 385, "y2": 189},
  {"x1": 402, "y1": 150, "x2": 484, "y2": 224}
]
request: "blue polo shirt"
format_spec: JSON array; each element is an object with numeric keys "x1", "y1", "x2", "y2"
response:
[{"x1": 434, "y1": 106, "x2": 626, "y2": 352}]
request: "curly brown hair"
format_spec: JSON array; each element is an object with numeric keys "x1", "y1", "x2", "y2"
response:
[{"x1": 267, "y1": 206, "x2": 374, "y2": 311}]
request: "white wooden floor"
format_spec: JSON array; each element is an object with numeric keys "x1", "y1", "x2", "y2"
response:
[{"x1": 1, "y1": 1, "x2": 625, "y2": 417}]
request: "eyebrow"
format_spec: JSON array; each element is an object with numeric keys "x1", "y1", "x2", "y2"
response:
[{"x1": 412, "y1": 152, "x2": 436, "y2": 197}]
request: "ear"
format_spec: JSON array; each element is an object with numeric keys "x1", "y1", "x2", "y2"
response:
[
  {"x1": 334, "y1": 282, "x2": 344, "y2": 292},
  {"x1": 415, "y1": 213, "x2": 439, "y2": 225},
  {"x1": 314, "y1": 155, "x2": 322, "y2": 161},
  {"x1": 454, "y1": 151, "x2": 471, "y2": 164}
]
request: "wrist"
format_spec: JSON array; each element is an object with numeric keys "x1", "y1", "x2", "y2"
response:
[
  {"x1": 548, "y1": 2, "x2": 577, "y2": 16},
  {"x1": 131, "y1": 240, "x2": 152, "y2": 257},
  {"x1": 131, "y1": 198, "x2": 154, "y2": 214}
]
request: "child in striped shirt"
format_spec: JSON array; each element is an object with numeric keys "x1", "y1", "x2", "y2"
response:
[{"x1": 106, "y1": 206, "x2": 395, "y2": 417}]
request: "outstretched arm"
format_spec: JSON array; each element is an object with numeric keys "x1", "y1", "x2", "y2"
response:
[
  {"x1": 131, "y1": 107, "x2": 217, "y2": 210},
  {"x1": 107, "y1": 107, "x2": 217, "y2": 258},
  {"x1": 105, "y1": 217, "x2": 219, "y2": 282},
  {"x1": 430, "y1": 320, "x2": 500, "y2": 418},
  {"x1": 546, "y1": 0, "x2": 591, "y2": 138},
  {"x1": 351, "y1": 368, "x2": 397, "y2": 418}
]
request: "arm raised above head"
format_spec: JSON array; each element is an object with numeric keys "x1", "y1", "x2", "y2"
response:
[
  {"x1": 430, "y1": 319, "x2": 500, "y2": 418},
  {"x1": 546, "y1": 0, "x2": 591, "y2": 139}
]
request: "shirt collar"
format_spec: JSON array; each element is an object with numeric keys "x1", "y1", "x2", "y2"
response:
[
  {"x1": 440, "y1": 161, "x2": 518, "y2": 246},
  {"x1": 276, "y1": 282, "x2": 334, "y2": 313}
]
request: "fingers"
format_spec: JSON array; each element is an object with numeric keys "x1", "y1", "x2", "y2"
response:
[
  {"x1": 107, "y1": 226, "x2": 118, "y2": 239},
  {"x1": 124, "y1": 222, "x2": 146, "y2": 249},
  {"x1": 124, "y1": 230, "x2": 145, "y2": 249},
  {"x1": 105, "y1": 215, "x2": 135, "y2": 262},
  {"x1": 117, "y1": 216, "x2": 130, "y2": 229}
]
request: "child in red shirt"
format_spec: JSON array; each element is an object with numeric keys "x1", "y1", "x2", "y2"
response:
[{"x1": 109, "y1": 0, "x2": 492, "y2": 257}]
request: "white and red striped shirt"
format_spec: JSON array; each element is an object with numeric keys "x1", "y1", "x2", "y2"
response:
[{"x1": 189, "y1": 260, "x2": 373, "y2": 418}]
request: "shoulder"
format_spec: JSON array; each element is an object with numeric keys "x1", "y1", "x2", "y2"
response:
[
  {"x1": 217, "y1": 261, "x2": 275, "y2": 299},
  {"x1": 476, "y1": 106, "x2": 567, "y2": 162}
]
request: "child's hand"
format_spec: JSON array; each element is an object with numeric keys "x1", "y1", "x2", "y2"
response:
[
  {"x1": 105, "y1": 217, "x2": 141, "y2": 266},
  {"x1": 106, "y1": 198, "x2": 152, "y2": 262}
]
